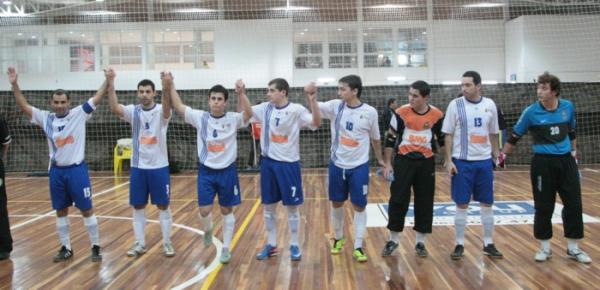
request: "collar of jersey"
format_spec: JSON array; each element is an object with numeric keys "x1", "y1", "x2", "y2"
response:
[
  {"x1": 538, "y1": 99, "x2": 561, "y2": 112},
  {"x1": 411, "y1": 105, "x2": 431, "y2": 116},
  {"x1": 274, "y1": 101, "x2": 291, "y2": 110},
  {"x1": 345, "y1": 102, "x2": 363, "y2": 109},
  {"x1": 463, "y1": 95, "x2": 483, "y2": 104},
  {"x1": 55, "y1": 110, "x2": 70, "y2": 119},
  {"x1": 141, "y1": 104, "x2": 157, "y2": 111},
  {"x1": 210, "y1": 112, "x2": 226, "y2": 119}
]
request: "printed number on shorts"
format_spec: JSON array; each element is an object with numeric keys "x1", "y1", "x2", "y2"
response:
[
  {"x1": 83, "y1": 187, "x2": 92, "y2": 199},
  {"x1": 291, "y1": 186, "x2": 297, "y2": 197}
]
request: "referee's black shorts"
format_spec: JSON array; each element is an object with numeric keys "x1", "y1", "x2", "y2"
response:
[
  {"x1": 387, "y1": 154, "x2": 435, "y2": 234},
  {"x1": 530, "y1": 153, "x2": 583, "y2": 240}
]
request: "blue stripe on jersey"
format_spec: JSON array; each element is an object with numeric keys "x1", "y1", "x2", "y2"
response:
[
  {"x1": 82, "y1": 102, "x2": 94, "y2": 114},
  {"x1": 262, "y1": 104, "x2": 274, "y2": 157},
  {"x1": 331, "y1": 101, "x2": 346, "y2": 162},
  {"x1": 456, "y1": 99, "x2": 469, "y2": 160},
  {"x1": 199, "y1": 112, "x2": 210, "y2": 164},
  {"x1": 132, "y1": 105, "x2": 141, "y2": 168},
  {"x1": 45, "y1": 114, "x2": 58, "y2": 162}
]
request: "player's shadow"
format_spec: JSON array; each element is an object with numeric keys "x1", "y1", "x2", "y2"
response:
[{"x1": 383, "y1": 258, "x2": 406, "y2": 290}]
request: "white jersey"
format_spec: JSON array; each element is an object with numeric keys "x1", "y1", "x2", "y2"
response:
[
  {"x1": 31, "y1": 98, "x2": 96, "y2": 166},
  {"x1": 251, "y1": 101, "x2": 317, "y2": 162},
  {"x1": 442, "y1": 96, "x2": 499, "y2": 161},
  {"x1": 319, "y1": 99, "x2": 380, "y2": 169},
  {"x1": 122, "y1": 104, "x2": 170, "y2": 169},
  {"x1": 185, "y1": 107, "x2": 247, "y2": 170}
]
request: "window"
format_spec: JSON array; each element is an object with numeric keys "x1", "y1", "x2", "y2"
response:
[
  {"x1": 57, "y1": 32, "x2": 96, "y2": 72},
  {"x1": 148, "y1": 30, "x2": 214, "y2": 70},
  {"x1": 295, "y1": 43, "x2": 323, "y2": 69},
  {"x1": 328, "y1": 29, "x2": 357, "y2": 68},
  {"x1": 101, "y1": 31, "x2": 142, "y2": 70},
  {"x1": 0, "y1": 33, "x2": 43, "y2": 73},
  {"x1": 398, "y1": 28, "x2": 427, "y2": 67},
  {"x1": 363, "y1": 28, "x2": 393, "y2": 68}
]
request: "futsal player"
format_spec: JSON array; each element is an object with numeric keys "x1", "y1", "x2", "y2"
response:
[
  {"x1": 305, "y1": 75, "x2": 383, "y2": 262},
  {"x1": 501, "y1": 72, "x2": 591, "y2": 264},
  {"x1": 254, "y1": 78, "x2": 321, "y2": 261},
  {"x1": 162, "y1": 73, "x2": 252, "y2": 264},
  {"x1": 442, "y1": 71, "x2": 503, "y2": 260},
  {"x1": 381, "y1": 80, "x2": 444, "y2": 258},
  {"x1": 0, "y1": 114, "x2": 13, "y2": 261},
  {"x1": 7, "y1": 66, "x2": 107, "y2": 262},
  {"x1": 106, "y1": 70, "x2": 175, "y2": 258}
]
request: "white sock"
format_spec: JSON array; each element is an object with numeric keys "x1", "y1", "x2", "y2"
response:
[
  {"x1": 287, "y1": 206, "x2": 300, "y2": 246},
  {"x1": 389, "y1": 231, "x2": 400, "y2": 243},
  {"x1": 354, "y1": 211, "x2": 367, "y2": 249},
  {"x1": 567, "y1": 239, "x2": 579, "y2": 252},
  {"x1": 480, "y1": 206, "x2": 494, "y2": 246},
  {"x1": 455, "y1": 207, "x2": 467, "y2": 245},
  {"x1": 83, "y1": 215, "x2": 100, "y2": 247},
  {"x1": 223, "y1": 213, "x2": 235, "y2": 249},
  {"x1": 159, "y1": 209, "x2": 173, "y2": 244},
  {"x1": 416, "y1": 231, "x2": 426, "y2": 244},
  {"x1": 331, "y1": 206, "x2": 344, "y2": 240},
  {"x1": 540, "y1": 239, "x2": 551, "y2": 252},
  {"x1": 133, "y1": 209, "x2": 146, "y2": 246},
  {"x1": 263, "y1": 204, "x2": 277, "y2": 246},
  {"x1": 56, "y1": 216, "x2": 71, "y2": 250},
  {"x1": 199, "y1": 212, "x2": 213, "y2": 233}
]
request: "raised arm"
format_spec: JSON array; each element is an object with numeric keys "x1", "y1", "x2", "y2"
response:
[
  {"x1": 304, "y1": 82, "x2": 321, "y2": 127},
  {"x1": 160, "y1": 71, "x2": 172, "y2": 119},
  {"x1": 235, "y1": 79, "x2": 253, "y2": 122},
  {"x1": 91, "y1": 69, "x2": 111, "y2": 106},
  {"x1": 161, "y1": 71, "x2": 186, "y2": 116},
  {"x1": 106, "y1": 69, "x2": 124, "y2": 118},
  {"x1": 7, "y1": 66, "x2": 33, "y2": 119}
]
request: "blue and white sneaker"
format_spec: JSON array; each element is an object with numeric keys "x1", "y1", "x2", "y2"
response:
[
  {"x1": 256, "y1": 244, "x2": 278, "y2": 260},
  {"x1": 290, "y1": 245, "x2": 302, "y2": 261}
]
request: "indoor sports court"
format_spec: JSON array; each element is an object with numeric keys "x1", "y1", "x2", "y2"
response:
[{"x1": 1, "y1": 0, "x2": 600, "y2": 289}]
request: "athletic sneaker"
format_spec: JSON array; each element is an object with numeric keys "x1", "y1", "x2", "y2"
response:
[
  {"x1": 127, "y1": 242, "x2": 147, "y2": 257},
  {"x1": 381, "y1": 241, "x2": 399, "y2": 257},
  {"x1": 290, "y1": 245, "x2": 302, "y2": 261},
  {"x1": 53, "y1": 246, "x2": 73, "y2": 262},
  {"x1": 163, "y1": 242, "x2": 176, "y2": 257},
  {"x1": 567, "y1": 248, "x2": 592, "y2": 264},
  {"x1": 534, "y1": 249, "x2": 552, "y2": 262},
  {"x1": 483, "y1": 244, "x2": 503, "y2": 259},
  {"x1": 450, "y1": 244, "x2": 464, "y2": 260},
  {"x1": 353, "y1": 248, "x2": 368, "y2": 262},
  {"x1": 220, "y1": 248, "x2": 231, "y2": 264},
  {"x1": 91, "y1": 245, "x2": 102, "y2": 262},
  {"x1": 203, "y1": 226, "x2": 213, "y2": 247},
  {"x1": 256, "y1": 244, "x2": 278, "y2": 260},
  {"x1": 415, "y1": 242, "x2": 428, "y2": 258},
  {"x1": 331, "y1": 238, "x2": 346, "y2": 254}
]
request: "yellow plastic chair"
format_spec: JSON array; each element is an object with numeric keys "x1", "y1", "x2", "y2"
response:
[{"x1": 113, "y1": 138, "x2": 133, "y2": 175}]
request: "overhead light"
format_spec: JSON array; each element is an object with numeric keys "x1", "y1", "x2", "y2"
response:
[
  {"x1": 337, "y1": 28, "x2": 343, "y2": 31},
  {"x1": 387, "y1": 76, "x2": 406, "y2": 82},
  {"x1": 2, "y1": 1, "x2": 11, "y2": 5},
  {"x1": 317, "y1": 77, "x2": 335, "y2": 84},
  {"x1": 442, "y1": 81, "x2": 461, "y2": 85},
  {"x1": 17, "y1": 32, "x2": 22, "y2": 36},
  {"x1": 31, "y1": 35, "x2": 36, "y2": 39},
  {"x1": 303, "y1": 28, "x2": 308, "y2": 32},
  {"x1": 80, "y1": 11, "x2": 122, "y2": 16},
  {"x1": 464, "y1": 2, "x2": 504, "y2": 8},
  {"x1": 300, "y1": 32, "x2": 304, "y2": 35},
  {"x1": 95, "y1": 0, "x2": 104, "y2": 2},
  {"x1": 369, "y1": 4, "x2": 412, "y2": 9},
  {"x1": 270, "y1": 6, "x2": 311, "y2": 11},
  {"x1": 174, "y1": 8, "x2": 215, "y2": 13},
  {"x1": 482, "y1": 80, "x2": 498, "y2": 85}
]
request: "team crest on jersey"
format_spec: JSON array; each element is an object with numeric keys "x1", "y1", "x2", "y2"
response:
[
  {"x1": 561, "y1": 110, "x2": 567, "y2": 120},
  {"x1": 423, "y1": 122, "x2": 430, "y2": 129},
  {"x1": 58, "y1": 125, "x2": 65, "y2": 132}
]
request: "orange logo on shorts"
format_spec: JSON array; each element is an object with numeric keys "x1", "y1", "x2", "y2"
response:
[
  {"x1": 271, "y1": 134, "x2": 288, "y2": 143},
  {"x1": 470, "y1": 134, "x2": 488, "y2": 144},
  {"x1": 55, "y1": 135, "x2": 74, "y2": 147},
  {"x1": 140, "y1": 136, "x2": 158, "y2": 145}
]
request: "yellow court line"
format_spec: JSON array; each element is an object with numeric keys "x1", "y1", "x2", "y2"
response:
[{"x1": 200, "y1": 197, "x2": 262, "y2": 290}]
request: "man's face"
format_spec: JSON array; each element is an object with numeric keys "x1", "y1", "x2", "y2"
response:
[
  {"x1": 208, "y1": 92, "x2": 227, "y2": 114},
  {"x1": 337, "y1": 82, "x2": 357, "y2": 102},
  {"x1": 267, "y1": 84, "x2": 286, "y2": 104},
  {"x1": 537, "y1": 82, "x2": 557, "y2": 102},
  {"x1": 408, "y1": 88, "x2": 427, "y2": 110},
  {"x1": 137, "y1": 85, "x2": 155, "y2": 107},
  {"x1": 50, "y1": 94, "x2": 70, "y2": 116},
  {"x1": 461, "y1": 77, "x2": 480, "y2": 99}
]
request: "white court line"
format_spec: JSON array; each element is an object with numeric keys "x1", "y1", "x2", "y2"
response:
[
  {"x1": 8, "y1": 213, "x2": 222, "y2": 290},
  {"x1": 584, "y1": 168, "x2": 600, "y2": 173},
  {"x1": 9, "y1": 181, "x2": 130, "y2": 230}
]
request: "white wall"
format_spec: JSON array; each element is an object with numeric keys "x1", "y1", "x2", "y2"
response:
[{"x1": 505, "y1": 15, "x2": 600, "y2": 82}]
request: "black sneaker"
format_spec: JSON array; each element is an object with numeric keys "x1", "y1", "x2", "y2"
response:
[
  {"x1": 0, "y1": 252, "x2": 10, "y2": 261},
  {"x1": 483, "y1": 244, "x2": 503, "y2": 259},
  {"x1": 381, "y1": 241, "x2": 399, "y2": 257},
  {"x1": 450, "y1": 245, "x2": 464, "y2": 260},
  {"x1": 415, "y1": 242, "x2": 428, "y2": 258},
  {"x1": 53, "y1": 246, "x2": 73, "y2": 263},
  {"x1": 91, "y1": 245, "x2": 102, "y2": 262}
]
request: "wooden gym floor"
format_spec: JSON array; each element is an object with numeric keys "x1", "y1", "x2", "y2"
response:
[{"x1": 1, "y1": 166, "x2": 600, "y2": 290}]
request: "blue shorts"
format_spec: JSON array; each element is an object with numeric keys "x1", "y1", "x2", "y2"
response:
[
  {"x1": 198, "y1": 163, "x2": 241, "y2": 207},
  {"x1": 451, "y1": 158, "x2": 494, "y2": 205},
  {"x1": 49, "y1": 162, "x2": 93, "y2": 211},
  {"x1": 328, "y1": 161, "x2": 369, "y2": 208},
  {"x1": 260, "y1": 156, "x2": 303, "y2": 206},
  {"x1": 130, "y1": 166, "x2": 170, "y2": 206}
]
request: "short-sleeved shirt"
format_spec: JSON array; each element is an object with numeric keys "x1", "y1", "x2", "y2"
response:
[
  {"x1": 251, "y1": 101, "x2": 317, "y2": 162},
  {"x1": 184, "y1": 106, "x2": 247, "y2": 169},
  {"x1": 31, "y1": 98, "x2": 95, "y2": 166},
  {"x1": 390, "y1": 104, "x2": 444, "y2": 159},
  {"x1": 318, "y1": 99, "x2": 380, "y2": 169},
  {"x1": 121, "y1": 104, "x2": 170, "y2": 169},
  {"x1": 512, "y1": 99, "x2": 575, "y2": 155},
  {"x1": 442, "y1": 96, "x2": 499, "y2": 161}
]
